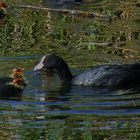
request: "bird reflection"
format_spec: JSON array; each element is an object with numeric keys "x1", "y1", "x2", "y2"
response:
[{"x1": 40, "y1": 70, "x2": 71, "y2": 103}]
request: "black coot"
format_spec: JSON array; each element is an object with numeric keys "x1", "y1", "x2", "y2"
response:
[{"x1": 34, "y1": 54, "x2": 140, "y2": 87}]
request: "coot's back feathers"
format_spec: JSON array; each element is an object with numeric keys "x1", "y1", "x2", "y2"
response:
[
  {"x1": 72, "y1": 64, "x2": 140, "y2": 86},
  {"x1": 34, "y1": 54, "x2": 140, "y2": 87}
]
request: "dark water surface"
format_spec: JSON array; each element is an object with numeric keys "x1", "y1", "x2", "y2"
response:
[{"x1": 0, "y1": 55, "x2": 140, "y2": 139}]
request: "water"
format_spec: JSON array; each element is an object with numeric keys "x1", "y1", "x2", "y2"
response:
[{"x1": 0, "y1": 55, "x2": 140, "y2": 139}]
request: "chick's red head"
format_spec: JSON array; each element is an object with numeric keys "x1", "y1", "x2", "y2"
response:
[
  {"x1": 0, "y1": 2, "x2": 7, "y2": 8},
  {"x1": 12, "y1": 68, "x2": 24, "y2": 79}
]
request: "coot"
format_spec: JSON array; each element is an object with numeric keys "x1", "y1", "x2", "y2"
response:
[
  {"x1": 34, "y1": 54, "x2": 140, "y2": 87},
  {"x1": 0, "y1": 68, "x2": 27, "y2": 97}
]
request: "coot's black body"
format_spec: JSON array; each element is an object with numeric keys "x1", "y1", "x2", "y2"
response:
[
  {"x1": 72, "y1": 64, "x2": 140, "y2": 87},
  {"x1": 34, "y1": 54, "x2": 140, "y2": 87}
]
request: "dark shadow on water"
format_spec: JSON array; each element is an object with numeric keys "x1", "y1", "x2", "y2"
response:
[{"x1": 0, "y1": 89, "x2": 22, "y2": 100}]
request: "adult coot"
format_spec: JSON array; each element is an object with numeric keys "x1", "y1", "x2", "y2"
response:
[{"x1": 34, "y1": 54, "x2": 140, "y2": 87}]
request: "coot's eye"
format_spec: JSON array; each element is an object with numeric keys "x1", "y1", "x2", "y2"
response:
[{"x1": 43, "y1": 62, "x2": 54, "y2": 69}]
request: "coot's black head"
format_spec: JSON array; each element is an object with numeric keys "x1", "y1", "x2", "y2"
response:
[
  {"x1": 34, "y1": 54, "x2": 73, "y2": 83},
  {"x1": 34, "y1": 54, "x2": 64, "y2": 71}
]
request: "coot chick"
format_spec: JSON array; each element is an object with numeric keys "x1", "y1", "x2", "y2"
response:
[
  {"x1": 0, "y1": 68, "x2": 27, "y2": 98},
  {"x1": 0, "y1": 2, "x2": 7, "y2": 19},
  {"x1": 34, "y1": 54, "x2": 140, "y2": 87}
]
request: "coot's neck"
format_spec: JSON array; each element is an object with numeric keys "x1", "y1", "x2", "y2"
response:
[{"x1": 54, "y1": 62, "x2": 73, "y2": 84}]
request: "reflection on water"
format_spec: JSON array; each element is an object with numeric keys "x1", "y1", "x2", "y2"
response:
[{"x1": 0, "y1": 55, "x2": 140, "y2": 139}]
